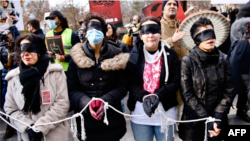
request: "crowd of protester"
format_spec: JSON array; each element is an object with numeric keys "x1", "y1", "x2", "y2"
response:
[{"x1": 0, "y1": 0, "x2": 250, "y2": 141}]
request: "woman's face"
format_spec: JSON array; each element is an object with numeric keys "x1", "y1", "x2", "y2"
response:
[
  {"x1": 20, "y1": 39, "x2": 38, "y2": 66},
  {"x1": 197, "y1": 25, "x2": 216, "y2": 52},
  {"x1": 106, "y1": 24, "x2": 113, "y2": 37},
  {"x1": 2, "y1": 0, "x2": 8, "y2": 8},
  {"x1": 140, "y1": 21, "x2": 161, "y2": 51}
]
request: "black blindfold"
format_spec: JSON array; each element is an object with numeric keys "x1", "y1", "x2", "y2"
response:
[
  {"x1": 140, "y1": 24, "x2": 161, "y2": 35},
  {"x1": 87, "y1": 21, "x2": 103, "y2": 31},
  {"x1": 21, "y1": 43, "x2": 42, "y2": 54},
  {"x1": 193, "y1": 29, "x2": 216, "y2": 46}
]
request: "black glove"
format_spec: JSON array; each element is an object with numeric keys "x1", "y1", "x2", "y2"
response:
[
  {"x1": 128, "y1": 28, "x2": 132, "y2": 36},
  {"x1": 150, "y1": 95, "x2": 159, "y2": 115},
  {"x1": 143, "y1": 95, "x2": 159, "y2": 117},
  {"x1": 143, "y1": 97, "x2": 152, "y2": 117},
  {"x1": 27, "y1": 129, "x2": 43, "y2": 141}
]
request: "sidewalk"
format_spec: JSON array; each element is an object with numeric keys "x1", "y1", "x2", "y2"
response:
[{"x1": 1, "y1": 95, "x2": 249, "y2": 141}]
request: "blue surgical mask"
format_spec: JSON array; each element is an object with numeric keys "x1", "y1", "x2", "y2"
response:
[
  {"x1": 86, "y1": 29, "x2": 104, "y2": 44},
  {"x1": 47, "y1": 20, "x2": 57, "y2": 30}
]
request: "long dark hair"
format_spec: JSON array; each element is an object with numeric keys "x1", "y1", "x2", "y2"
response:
[
  {"x1": 14, "y1": 34, "x2": 48, "y2": 64},
  {"x1": 60, "y1": 17, "x2": 69, "y2": 30},
  {"x1": 107, "y1": 23, "x2": 118, "y2": 41}
]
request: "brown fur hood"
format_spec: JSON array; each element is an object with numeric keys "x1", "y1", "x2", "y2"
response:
[{"x1": 70, "y1": 43, "x2": 130, "y2": 71}]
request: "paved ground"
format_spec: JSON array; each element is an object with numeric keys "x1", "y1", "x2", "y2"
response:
[{"x1": 0, "y1": 95, "x2": 249, "y2": 141}]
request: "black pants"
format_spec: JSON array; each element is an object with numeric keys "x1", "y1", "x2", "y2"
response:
[{"x1": 237, "y1": 91, "x2": 248, "y2": 111}]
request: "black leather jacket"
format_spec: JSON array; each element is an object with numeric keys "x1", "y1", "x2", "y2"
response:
[{"x1": 179, "y1": 47, "x2": 235, "y2": 141}]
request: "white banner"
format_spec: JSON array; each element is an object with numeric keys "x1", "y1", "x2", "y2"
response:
[
  {"x1": 211, "y1": 0, "x2": 249, "y2": 4},
  {"x1": 0, "y1": 0, "x2": 24, "y2": 31}
]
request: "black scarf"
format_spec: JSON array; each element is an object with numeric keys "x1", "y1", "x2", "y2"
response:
[{"x1": 19, "y1": 59, "x2": 49, "y2": 114}]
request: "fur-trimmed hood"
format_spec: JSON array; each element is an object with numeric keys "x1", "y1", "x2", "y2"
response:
[
  {"x1": 70, "y1": 43, "x2": 130, "y2": 71},
  {"x1": 231, "y1": 17, "x2": 250, "y2": 40}
]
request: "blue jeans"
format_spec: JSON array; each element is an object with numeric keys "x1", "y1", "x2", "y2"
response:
[
  {"x1": 121, "y1": 98, "x2": 125, "y2": 113},
  {"x1": 131, "y1": 121, "x2": 175, "y2": 141},
  {"x1": 1, "y1": 68, "x2": 8, "y2": 109}
]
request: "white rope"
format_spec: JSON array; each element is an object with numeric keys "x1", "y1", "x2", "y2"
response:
[
  {"x1": 0, "y1": 97, "x2": 221, "y2": 141},
  {"x1": 103, "y1": 102, "x2": 109, "y2": 125},
  {"x1": 0, "y1": 114, "x2": 22, "y2": 132},
  {"x1": 142, "y1": 94, "x2": 159, "y2": 102}
]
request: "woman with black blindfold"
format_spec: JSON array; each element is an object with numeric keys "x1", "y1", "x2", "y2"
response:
[
  {"x1": 126, "y1": 17, "x2": 180, "y2": 141},
  {"x1": 4, "y1": 34, "x2": 73, "y2": 141},
  {"x1": 179, "y1": 17, "x2": 234, "y2": 141},
  {"x1": 67, "y1": 14, "x2": 129, "y2": 141}
]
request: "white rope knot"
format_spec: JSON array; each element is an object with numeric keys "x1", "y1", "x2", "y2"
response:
[
  {"x1": 92, "y1": 97, "x2": 98, "y2": 101},
  {"x1": 73, "y1": 113, "x2": 81, "y2": 118},
  {"x1": 206, "y1": 117, "x2": 216, "y2": 123},
  {"x1": 31, "y1": 125, "x2": 40, "y2": 133},
  {"x1": 70, "y1": 112, "x2": 86, "y2": 140},
  {"x1": 103, "y1": 102, "x2": 109, "y2": 125}
]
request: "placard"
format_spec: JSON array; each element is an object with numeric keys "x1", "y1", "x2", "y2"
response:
[
  {"x1": 0, "y1": 0, "x2": 24, "y2": 31},
  {"x1": 89, "y1": 0, "x2": 123, "y2": 27},
  {"x1": 45, "y1": 35, "x2": 65, "y2": 56}
]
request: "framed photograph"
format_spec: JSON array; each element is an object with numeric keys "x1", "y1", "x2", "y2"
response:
[{"x1": 45, "y1": 35, "x2": 65, "y2": 56}]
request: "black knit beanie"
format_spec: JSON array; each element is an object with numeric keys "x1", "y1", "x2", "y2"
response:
[
  {"x1": 237, "y1": 1, "x2": 250, "y2": 19},
  {"x1": 162, "y1": 0, "x2": 179, "y2": 11}
]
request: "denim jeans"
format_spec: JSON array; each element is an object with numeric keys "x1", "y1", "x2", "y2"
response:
[
  {"x1": 121, "y1": 98, "x2": 125, "y2": 113},
  {"x1": 131, "y1": 121, "x2": 175, "y2": 141}
]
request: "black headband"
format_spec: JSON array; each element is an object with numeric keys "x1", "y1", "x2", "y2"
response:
[
  {"x1": 140, "y1": 24, "x2": 161, "y2": 35},
  {"x1": 87, "y1": 21, "x2": 103, "y2": 31},
  {"x1": 193, "y1": 29, "x2": 216, "y2": 46},
  {"x1": 21, "y1": 43, "x2": 42, "y2": 54}
]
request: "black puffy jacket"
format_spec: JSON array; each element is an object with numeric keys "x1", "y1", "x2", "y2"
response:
[
  {"x1": 67, "y1": 41, "x2": 129, "y2": 141},
  {"x1": 179, "y1": 47, "x2": 235, "y2": 141},
  {"x1": 107, "y1": 39, "x2": 130, "y2": 53}
]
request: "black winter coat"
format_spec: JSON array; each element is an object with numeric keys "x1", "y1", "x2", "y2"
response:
[
  {"x1": 107, "y1": 39, "x2": 130, "y2": 53},
  {"x1": 229, "y1": 39, "x2": 250, "y2": 96},
  {"x1": 127, "y1": 42, "x2": 180, "y2": 112},
  {"x1": 33, "y1": 29, "x2": 45, "y2": 39},
  {"x1": 179, "y1": 47, "x2": 234, "y2": 141},
  {"x1": 67, "y1": 41, "x2": 129, "y2": 141}
]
